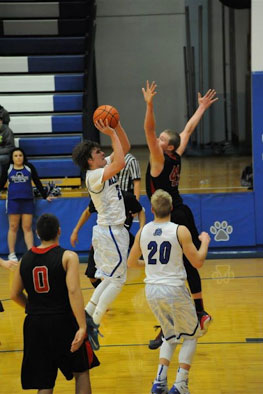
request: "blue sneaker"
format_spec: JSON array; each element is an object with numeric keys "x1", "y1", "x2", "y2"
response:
[
  {"x1": 168, "y1": 386, "x2": 181, "y2": 394},
  {"x1": 151, "y1": 378, "x2": 169, "y2": 393},
  {"x1": 168, "y1": 381, "x2": 190, "y2": 394},
  {"x1": 85, "y1": 312, "x2": 103, "y2": 351}
]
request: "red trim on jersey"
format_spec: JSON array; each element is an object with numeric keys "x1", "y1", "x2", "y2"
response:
[
  {"x1": 150, "y1": 179, "x2": 156, "y2": 195},
  {"x1": 85, "y1": 338, "x2": 94, "y2": 367},
  {"x1": 31, "y1": 244, "x2": 58, "y2": 254}
]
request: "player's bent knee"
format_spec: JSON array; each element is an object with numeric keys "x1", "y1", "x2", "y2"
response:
[{"x1": 178, "y1": 338, "x2": 197, "y2": 365}]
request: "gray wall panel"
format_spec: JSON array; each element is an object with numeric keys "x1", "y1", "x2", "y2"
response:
[
  {"x1": 3, "y1": 20, "x2": 58, "y2": 36},
  {"x1": 0, "y1": 3, "x2": 59, "y2": 18},
  {"x1": 97, "y1": 0, "x2": 185, "y2": 16},
  {"x1": 96, "y1": 13, "x2": 186, "y2": 146},
  {"x1": 210, "y1": 1, "x2": 250, "y2": 143}
]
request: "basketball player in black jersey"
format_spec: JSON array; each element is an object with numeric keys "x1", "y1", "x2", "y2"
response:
[
  {"x1": 142, "y1": 81, "x2": 218, "y2": 349},
  {"x1": 11, "y1": 213, "x2": 99, "y2": 393}
]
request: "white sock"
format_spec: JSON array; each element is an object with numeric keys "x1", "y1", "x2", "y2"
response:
[
  {"x1": 176, "y1": 367, "x2": 189, "y2": 383},
  {"x1": 85, "y1": 279, "x2": 110, "y2": 317},
  {"x1": 92, "y1": 281, "x2": 123, "y2": 325},
  {"x1": 156, "y1": 364, "x2": 168, "y2": 381}
]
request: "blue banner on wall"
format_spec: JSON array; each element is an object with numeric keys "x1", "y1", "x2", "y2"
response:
[
  {"x1": 0, "y1": 191, "x2": 257, "y2": 257},
  {"x1": 252, "y1": 72, "x2": 263, "y2": 245},
  {"x1": 201, "y1": 192, "x2": 256, "y2": 247}
]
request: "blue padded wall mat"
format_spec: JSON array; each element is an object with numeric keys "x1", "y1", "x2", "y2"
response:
[
  {"x1": 19, "y1": 136, "x2": 81, "y2": 155},
  {"x1": 30, "y1": 158, "x2": 80, "y2": 177},
  {"x1": 0, "y1": 37, "x2": 85, "y2": 55},
  {"x1": 28, "y1": 55, "x2": 84, "y2": 72}
]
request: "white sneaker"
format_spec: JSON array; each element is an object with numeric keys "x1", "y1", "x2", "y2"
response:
[
  {"x1": 8, "y1": 253, "x2": 18, "y2": 262},
  {"x1": 169, "y1": 381, "x2": 190, "y2": 394}
]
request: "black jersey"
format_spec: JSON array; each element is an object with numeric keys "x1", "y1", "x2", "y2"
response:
[
  {"x1": 20, "y1": 245, "x2": 72, "y2": 315},
  {"x1": 146, "y1": 153, "x2": 183, "y2": 207}
]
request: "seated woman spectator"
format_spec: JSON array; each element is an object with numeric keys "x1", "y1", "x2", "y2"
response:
[{"x1": 0, "y1": 148, "x2": 52, "y2": 262}]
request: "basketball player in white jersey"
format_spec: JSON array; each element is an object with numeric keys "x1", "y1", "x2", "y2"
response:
[
  {"x1": 72, "y1": 119, "x2": 130, "y2": 350},
  {"x1": 127, "y1": 189, "x2": 210, "y2": 394}
]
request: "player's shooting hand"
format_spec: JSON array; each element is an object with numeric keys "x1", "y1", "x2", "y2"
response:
[
  {"x1": 198, "y1": 89, "x2": 218, "y2": 109},
  {"x1": 142, "y1": 80, "x2": 157, "y2": 104},
  {"x1": 95, "y1": 119, "x2": 116, "y2": 136},
  {"x1": 198, "y1": 232, "x2": 211, "y2": 244},
  {"x1": 70, "y1": 328, "x2": 86, "y2": 352},
  {"x1": 70, "y1": 230, "x2": 78, "y2": 248}
]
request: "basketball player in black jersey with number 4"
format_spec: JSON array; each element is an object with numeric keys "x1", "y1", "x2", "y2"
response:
[{"x1": 142, "y1": 81, "x2": 218, "y2": 349}]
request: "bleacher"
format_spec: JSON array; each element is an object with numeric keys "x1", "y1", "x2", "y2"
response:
[{"x1": 0, "y1": 0, "x2": 97, "y2": 196}]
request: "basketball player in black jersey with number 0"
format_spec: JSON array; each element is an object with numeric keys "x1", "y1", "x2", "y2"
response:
[
  {"x1": 11, "y1": 213, "x2": 99, "y2": 393},
  {"x1": 142, "y1": 81, "x2": 218, "y2": 349}
]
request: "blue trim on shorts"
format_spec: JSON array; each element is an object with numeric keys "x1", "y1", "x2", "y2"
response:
[
  {"x1": 165, "y1": 322, "x2": 199, "y2": 341},
  {"x1": 108, "y1": 225, "x2": 122, "y2": 276}
]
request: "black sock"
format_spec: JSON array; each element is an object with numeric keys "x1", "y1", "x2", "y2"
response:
[
  {"x1": 0, "y1": 301, "x2": 4, "y2": 312},
  {"x1": 91, "y1": 279, "x2": 102, "y2": 288},
  {"x1": 194, "y1": 298, "x2": 204, "y2": 313}
]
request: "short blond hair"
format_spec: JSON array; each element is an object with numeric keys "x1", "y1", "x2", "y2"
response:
[{"x1": 151, "y1": 189, "x2": 172, "y2": 218}]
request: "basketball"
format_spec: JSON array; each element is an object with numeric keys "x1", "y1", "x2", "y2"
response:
[{"x1": 93, "y1": 105, "x2": 120, "y2": 129}]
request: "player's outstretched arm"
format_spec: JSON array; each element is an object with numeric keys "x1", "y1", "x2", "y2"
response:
[
  {"x1": 177, "y1": 89, "x2": 218, "y2": 156},
  {"x1": 178, "y1": 226, "x2": 210, "y2": 268},
  {"x1": 95, "y1": 119, "x2": 126, "y2": 181},
  {"x1": 10, "y1": 262, "x2": 27, "y2": 308},
  {"x1": 133, "y1": 179, "x2": 141, "y2": 201},
  {"x1": 138, "y1": 207, "x2": 146, "y2": 229},
  {"x1": 63, "y1": 251, "x2": 86, "y2": 352},
  {"x1": 115, "y1": 121, "x2": 130, "y2": 156},
  {"x1": 70, "y1": 207, "x2": 91, "y2": 247},
  {"x1": 127, "y1": 228, "x2": 145, "y2": 268},
  {"x1": 142, "y1": 81, "x2": 164, "y2": 167}
]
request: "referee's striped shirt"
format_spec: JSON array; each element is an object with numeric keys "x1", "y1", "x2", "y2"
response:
[{"x1": 119, "y1": 153, "x2": 141, "y2": 193}]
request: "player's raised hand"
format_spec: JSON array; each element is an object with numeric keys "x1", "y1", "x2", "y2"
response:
[
  {"x1": 198, "y1": 89, "x2": 218, "y2": 109},
  {"x1": 142, "y1": 80, "x2": 157, "y2": 104},
  {"x1": 94, "y1": 118, "x2": 116, "y2": 136}
]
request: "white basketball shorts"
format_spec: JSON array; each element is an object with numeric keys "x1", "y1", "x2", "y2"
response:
[
  {"x1": 92, "y1": 224, "x2": 129, "y2": 284},
  {"x1": 145, "y1": 284, "x2": 202, "y2": 343}
]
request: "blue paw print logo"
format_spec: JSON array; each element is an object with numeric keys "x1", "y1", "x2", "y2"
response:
[{"x1": 210, "y1": 221, "x2": 233, "y2": 241}]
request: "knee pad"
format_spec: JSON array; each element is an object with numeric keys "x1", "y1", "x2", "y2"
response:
[
  {"x1": 178, "y1": 339, "x2": 197, "y2": 365},
  {"x1": 159, "y1": 339, "x2": 177, "y2": 362}
]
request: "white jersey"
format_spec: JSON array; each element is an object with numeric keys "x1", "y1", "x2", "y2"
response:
[
  {"x1": 140, "y1": 221, "x2": 187, "y2": 286},
  {"x1": 85, "y1": 156, "x2": 126, "y2": 226}
]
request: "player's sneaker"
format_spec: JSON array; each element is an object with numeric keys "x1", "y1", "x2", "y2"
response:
[
  {"x1": 8, "y1": 253, "x2": 18, "y2": 262},
  {"x1": 149, "y1": 326, "x2": 163, "y2": 350},
  {"x1": 151, "y1": 378, "x2": 169, "y2": 393},
  {"x1": 85, "y1": 312, "x2": 103, "y2": 351},
  {"x1": 197, "y1": 311, "x2": 212, "y2": 332},
  {"x1": 168, "y1": 380, "x2": 190, "y2": 394}
]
